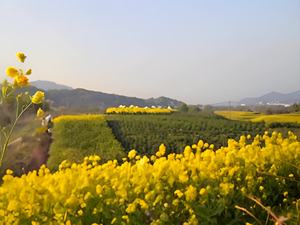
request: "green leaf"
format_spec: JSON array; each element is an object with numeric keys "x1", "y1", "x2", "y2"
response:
[{"x1": 2, "y1": 86, "x2": 8, "y2": 98}]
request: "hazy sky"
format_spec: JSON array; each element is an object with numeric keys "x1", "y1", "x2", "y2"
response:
[{"x1": 0, "y1": 0, "x2": 299, "y2": 104}]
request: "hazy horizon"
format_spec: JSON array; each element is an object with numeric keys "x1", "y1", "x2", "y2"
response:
[{"x1": 1, "y1": 0, "x2": 299, "y2": 104}]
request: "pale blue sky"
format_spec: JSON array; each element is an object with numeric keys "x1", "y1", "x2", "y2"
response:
[{"x1": 0, "y1": 0, "x2": 299, "y2": 104}]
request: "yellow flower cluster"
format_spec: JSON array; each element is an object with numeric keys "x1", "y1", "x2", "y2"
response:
[
  {"x1": 0, "y1": 132, "x2": 299, "y2": 224},
  {"x1": 5, "y1": 52, "x2": 32, "y2": 87},
  {"x1": 2, "y1": 52, "x2": 45, "y2": 108},
  {"x1": 53, "y1": 114, "x2": 105, "y2": 123},
  {"x1": 106, "y1": 105, "x2": 175, "y2": 114}
]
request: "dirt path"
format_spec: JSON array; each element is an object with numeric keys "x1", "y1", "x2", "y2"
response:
[{"x1": 28, "y1": 134, "x2": 52, "y2": 171}]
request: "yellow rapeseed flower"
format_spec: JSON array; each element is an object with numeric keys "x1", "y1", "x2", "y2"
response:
[
  {"x1": 174, "y1": 190, "x2": 183, "y2": 198},
  {"x1": 185, "y1": 185, "x2": 197, "y2": 201},
  {"x1": 0, "y1": 132, "x2": 298, "y2": 223},
  {"x1": 122, "y1": 215, "x2": 129, "y2": 223},
  {"x1": 219, "y1": 182, "x2": 234, "y2": 196},
  {"x1": 259, "y1": 186, "x2": 264, "y2": 191},
  {"x1": 126, "y1": 203, "x2": 136, "y2": 213},
  {"x1": 36, "y1": 108, "x2": 45, "y2": 118},
  {"x1": 199, "y1": 188, "x2": 207, "y2": 195},
  {"x1": 128, "y1": 149, "x2": 137, "y2": 159},
  {"x1": 31, "y1": 91, "x2": 45, "y2": 104},
  {"x1": 5, "y1": 66, "x2": 19, "y2": 78},
  {"x1": 16, "y1": 52, "x2": 26, "y2": 63},
  {"x1": 111, "y1": 217, "x2": 117, "y2": 224},
  {"x1": 156, "y1": 144, "x2": 166, "y2": 157},
  {"x1": 6, "y1": 169, "x2": 13, "y2": 175},
  {"x1": 14, "y1": 75, "x2": 29, "y2": 87}
]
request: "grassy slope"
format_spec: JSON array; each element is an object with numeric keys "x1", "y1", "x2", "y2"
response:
[
  {"x1": 106, "y1": 112, "x2": 266, "y2": 154},
  {"x1": 47, "y1": 115, "x2": 125, "y2": 170}
]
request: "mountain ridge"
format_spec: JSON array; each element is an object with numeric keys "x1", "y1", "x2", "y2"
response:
[
  {"x1": 239, "y1": 90, "x2": 300, "y2": 106},
  {"x1": 30, "y1": 80, "x2": 184, "y2": 110},
  {"x1": 31, "y1": 80, "x2": 300, "y2": 107},
  {"x1": 31, "y1": 80, "x2": 73, "y2": 91},
  {"x1": 213, "y1": 90, "x2": 300, "y2": 106}
]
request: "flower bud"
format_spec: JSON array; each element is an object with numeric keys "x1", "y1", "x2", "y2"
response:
[{"x1": 16, "y1": 52, "x2": 26, "y2": 63}]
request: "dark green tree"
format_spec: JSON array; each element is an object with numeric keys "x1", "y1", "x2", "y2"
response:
[{"x1": 179, "y1": 103, "x2": 188, "y2": 112}]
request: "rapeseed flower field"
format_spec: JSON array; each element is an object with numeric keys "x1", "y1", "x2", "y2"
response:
[
  {"x1": 215, "y1": 111, "x2": 300, "y2": 124},
  {"x1": 106, "y1": 105, "x2": 174, "y2": 114},
  {"x1": 53, "y1": 114, "x2": 105, "y2": 123},
  {"x1": 0, "y1": 132, "x2": 299, "y2": 224}
]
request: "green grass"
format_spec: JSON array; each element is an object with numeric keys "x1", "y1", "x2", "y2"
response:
[{"x1": 47, "y1": 114, "x2": 125, "y2": 170}]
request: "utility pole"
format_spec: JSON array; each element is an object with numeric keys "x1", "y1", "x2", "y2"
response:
[{"x1": 229, "y1": 100, "x2": 231, "y2": 120}]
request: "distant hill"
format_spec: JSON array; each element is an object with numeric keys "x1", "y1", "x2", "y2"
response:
[
  {"x1": 239, "y1": 90, "x2": 300, "y2": 106},
  {"x1": 213, "y1": 90, "x2": 300, "y2": 106},
  {"x1": 146, "y1": 96, "x2": 183, "y2": 107},
  {"x1": 27, "y1": 80, "x2": 184, "y2": 110},
  {"x1": 31, "y1": 80, "x2": 73, "y2": 91},
  {"x1": 45, "y1": 88, "x2": 184, "y2": 109}
]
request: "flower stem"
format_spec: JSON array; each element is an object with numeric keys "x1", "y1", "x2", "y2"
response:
[{"x1": 0, "y1": 102, "x2": 32, "y2": 169}]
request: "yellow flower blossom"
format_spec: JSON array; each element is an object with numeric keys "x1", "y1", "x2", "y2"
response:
[
  {"x1": 14, "y1": 74, "x2": 29, "y2": 87},
  {"x1": 126, "y1": 203, "x2": 136, "y2": 213},
  {"x1": 259, "y1": 186, "x2": 264, "y2": 191},
  {"x1": 5, "y1": 66, "x2": 19, "y2": 78},
  {"x1": 185, "y1": 185, "x2": 197, "y2": 201},
  {"x1": 156, "y1": 144, "x2": 166, "y2": 157},
  {"x1": 199, "y1": 188, "x2": 207, "y2": 195},
  {"x1": 36, "y1": 108, "x2": 45, "y2": 118},
  {"x1": 219, "y1": 182, "x2": 234, "y2": 196},
  {"x1": 6, "y1": 169, "x2": 13, "y2": 175},
  {"x1": 174, "y1": 190, "x2": 184, "y2": 198},
  {"x1": 16, "y1": 52, "x2": 26, "y2": 63},
  {"x1": 111, "y1": 217, "x2": 117, "y2": 224},
  {"x1": 128, "y1": 149, "x2": 137, "y2": 159},
  {"x1": 77, "y1": 209, "x2": 83, "y2": 216},
  {"x1": 31, "y1": 91, "x2": 45, "y2": 104},
  {"x1": 122, "y1": 215, "x2": 129, "y2": 223}
]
